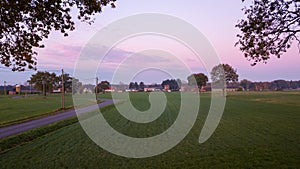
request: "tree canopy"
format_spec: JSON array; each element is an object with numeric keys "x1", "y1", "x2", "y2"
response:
[
  {"x1": 236, "y1": 0, "x2": 300, "y2": 65},
  {"x1": 211, "y1": 64, "x2": 239, "y2": 84},
  {"x1": 139, "y1": 82, "x2": 145, "y2": 90},
  {"x1": 128, "y1": 82, "x2": 144, "y2": 90},
  {"x1": 28, "y1": 71, "x2": 81, "y2": 95},
  {"x1": 240, "y1": 79, "x2": 252, "y2": 91},
  {"x1": 0, "y1": 0, "x2": 116, "y2": 71},
  {"x1": 187, "y1": 73, "x2": 208, "y2": 89},
  {"x1": 161, "y1": 79, "x2": 181, "y2": 91},
  {"x1": 28, "y1": 71, "x2": 59, "y2": 95},
  {"x1": 58, "y1": 73, "x2": 82, "y2": 93},
  {"x1": 96, "y1": 80, "x2": 110, "y2": 93}
]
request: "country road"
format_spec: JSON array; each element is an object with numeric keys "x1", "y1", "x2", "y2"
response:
[{"x1": 0, "y1": 99, "x2": 115, "y2": 139}]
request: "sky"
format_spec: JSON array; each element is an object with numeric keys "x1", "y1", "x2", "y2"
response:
[{"x1": 1, "y1": 0, "x2": 299, "y2": 85}]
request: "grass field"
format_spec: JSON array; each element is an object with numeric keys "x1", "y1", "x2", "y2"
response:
[
  {"x1": 0, "y1": 91, "x2": 299, "y2": 168},
  {"x1": 0, "y1": 94, "x2": 74, "y2": 126}
]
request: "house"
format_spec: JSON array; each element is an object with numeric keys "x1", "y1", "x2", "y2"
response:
[
  {"x1": 9, "y1": 91, "x2": 16, "y2": 95},
  {"x1": 83, "y1": 88, "x2": 93, "y2": 94},
  {"x1": 105, "y1": 86, "x2": 115, "y2": 92},
  {"x1": 226, "y1": 87, "x2": 238, "y2": 92},
  {"x1": 144, "y1": 85, "x2": 163, "y2": 92},
  {"x1": 125, "y1": 89, "x2": 138, "y2": 92},
  {"x1": 163, "y1": 84, "x2": 170, "y2": 91},
  {"x1": 144, "y1": 87, "x2": 155, "y2": 92}
]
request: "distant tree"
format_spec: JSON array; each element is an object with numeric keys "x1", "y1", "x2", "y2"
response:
[
  {"x1": 176, "y1": 78, "x2": 182, "y2": 88},
  {"x1": 58, "y1": 73, "x2": 82, "y2": 93},
  {"x1": 134, "y1": 82, "x2": 139, "y2": 90},
  {"x1": 268, "y1": 81, "x2": 278, "y2": 90},
  {"x1": 139, "y1": 82, "x2": 145, "y2": 91},
  {"x1": 58, "y1": 73, "x2": 71, "y2": 92},
  {"x1": 236, "y1": 0, "x2": 300, "y2": 66},
  {"x1": 129, "y1": 82, "x2": 135, "y2": 89},
  {"x1": 187, "y1": 73, "x2": 208, "y2": 90},
  {"x1": 71, "y1": 78, "x2": 83, "y2": 94},
  {"x1": 240, "y1": 79, "x2": 252, "y2": 91},
  {"x1": 211, "y1": 64, "x2": 238, "y2": 95},
  {"x1": 211, "y1": 64, "x2": 239, "y2": 85},
  {"x1": 29, "y1": 71, "x2": 59, "y2": 95},
  {"x1": 236, "y1": 86, "x2": 244, "y2": 91},
  {"x1": 290, "y1": 80, "x2": 299, "y2": 89},
  {"x1": 0, "y1": 0, "x2": 116, "y2": 71},
  {"x1": 161, "y1": 79, "x2": 180, "y2": 91},
  {"x1": 96, "y1": 81, "x2": 110, "y2": 93},
  {"x1": 273, "y1": 79, "x2": 289, "y2": 90}
]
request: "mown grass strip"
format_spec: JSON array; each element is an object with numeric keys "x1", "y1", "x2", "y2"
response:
[
  {"x1": 0, "y1": 100, "x2": 104, "y2": 127},
  {"x1": 0, "y1": 106, "x2": 74, "y2": 127}
]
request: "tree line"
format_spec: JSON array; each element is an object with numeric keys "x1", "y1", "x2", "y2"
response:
[
  {"x1": 160, "y1": 64, "x2": 238, "y2": 92},
  {"x1": 25, "y1": 64, "x2": 299, "y2": 95},
  {"x1": 240, "y1": 79, "x2": 300, "y2": 91},
  {"x1": 28, "y1": 71, "x2": 82, "y2": 95}
]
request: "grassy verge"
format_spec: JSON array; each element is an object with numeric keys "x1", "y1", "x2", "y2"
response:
[
  {"x1": 0, "y1": 95, "x2": 104, "y2": 127},
  {"x1": 0, "y1": 94, "x2": 74, "y2": 126},
  {"x1": 0, "y1": 106, "x2": 74, "y2": 127}
]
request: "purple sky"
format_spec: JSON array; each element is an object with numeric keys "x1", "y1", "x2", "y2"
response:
[{"x1": 1, "y1": 0, "x2": 299, "y2": 85}]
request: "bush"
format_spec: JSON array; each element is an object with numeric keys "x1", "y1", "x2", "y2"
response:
[{"x1": 237, "y1": 86, "x2": 244, "y2": 91}]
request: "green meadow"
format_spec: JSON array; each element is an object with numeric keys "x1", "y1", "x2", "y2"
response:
[
  {"x1": 0, "y1": 94, "x2": 102, "y2": 127},
  {"x1": 0, "y1": 91, "x2": 299, "y2": 168},
  {"x1": 0, "y1": 94, "x2": 74, "y2": 126}
]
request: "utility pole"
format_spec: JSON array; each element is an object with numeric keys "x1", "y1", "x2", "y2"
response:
[
  {"x1": 4, "y1": 81, "x2": 6, "y2": 95},
  {"x1": 61, "y1": 69, "x2": 65, "y2": 109},
  {"x1": 29, "y1": 82, "x2": 32, "y2": 94},
  {"x1": 96, "y1": 77, "x2": 98, "y2": 100},
  {"x1": 42, "y1": 80, "x2": 46, "y2": 96}
]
